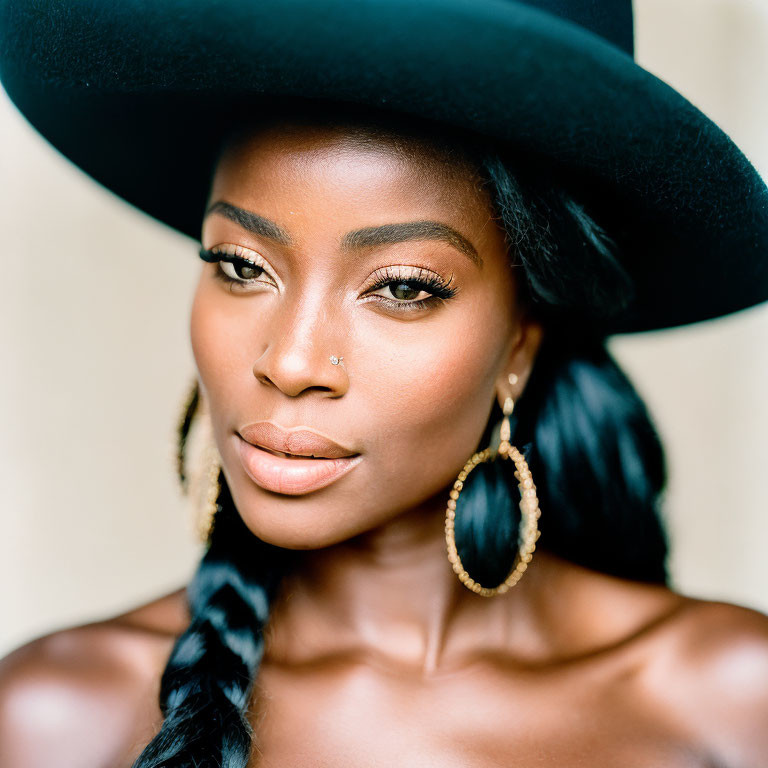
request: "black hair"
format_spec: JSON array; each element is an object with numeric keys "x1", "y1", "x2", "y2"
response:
[{"x1": 133, "y1": 107, "x2": 668, "y2": 767}]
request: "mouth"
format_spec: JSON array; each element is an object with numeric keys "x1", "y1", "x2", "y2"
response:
[
  {"x1": 239, "y1": 421, "x2": 357, "y2": 460},
  {"x1": 236, "y1": 436, "x2": 362, "y2": 495},
  {"x1": 254, "y1": 445, "x2": 343, "y2": 460}
]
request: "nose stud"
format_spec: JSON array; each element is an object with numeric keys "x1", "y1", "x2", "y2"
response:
[{"x1": 330, "y1": 355, "x2": 344, "y2": 365}]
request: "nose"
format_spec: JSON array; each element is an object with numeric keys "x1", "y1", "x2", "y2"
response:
[{"x1": 251, "y1": 298, "x2": 349, "y2": 398}]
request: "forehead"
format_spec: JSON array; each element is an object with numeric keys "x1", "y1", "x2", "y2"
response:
[{"x1": 208, "y1": 121, "x2": 491, "y2": 226}]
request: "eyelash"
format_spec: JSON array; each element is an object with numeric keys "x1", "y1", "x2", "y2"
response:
[
  {"x1": 199, "y1": 247, "x2": 272, "y2": 287},
  {"x1": 198, "y1": 247, "x2": 458, "y2": 312},
  {"x1": 364, "y1": 265, "x2": 457, "y2": 311}
]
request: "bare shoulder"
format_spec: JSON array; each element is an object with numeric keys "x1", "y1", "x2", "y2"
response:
[
  {"x1": 0, "y1": 587, "x2": 191, "y2": 768},
  {"x1": 641, "y1": 595, "x2": 768, "y2": 767},
  {"x1": 557, "y1": 562, "x2": 768, "y2": 766}
]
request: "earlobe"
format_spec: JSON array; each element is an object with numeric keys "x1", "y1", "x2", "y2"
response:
[{"x1": 495, "y1": 318, "x2": 544, "y2": 407}]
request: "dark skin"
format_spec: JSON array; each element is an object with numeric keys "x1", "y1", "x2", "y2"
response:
[{"x1": 2, "y1": 123, "x2": 768, "y2": 768}]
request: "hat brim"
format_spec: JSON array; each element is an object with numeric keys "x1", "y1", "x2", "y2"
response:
[{"x1": 1, "y1": 0, "x2": 767, "y2": 334}]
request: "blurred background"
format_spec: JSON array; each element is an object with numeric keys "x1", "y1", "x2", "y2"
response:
[{"x1": 1, "y1": 0, "x2": 767, "y2": 657}]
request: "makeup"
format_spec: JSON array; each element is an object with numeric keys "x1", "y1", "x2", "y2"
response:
[{"x1": 236, "y1": 436, "x2": 362, "y2": 495}]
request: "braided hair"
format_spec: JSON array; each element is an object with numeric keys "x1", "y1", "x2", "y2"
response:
[{"x1": 132, "y1": 111, "x2": 668, "y2": 767}]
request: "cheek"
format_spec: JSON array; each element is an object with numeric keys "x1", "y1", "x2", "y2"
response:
[
  {"x1": 189, "y1": 274, "x2": 251, "y2": 406},
  {"x1": 356, "y1": 298, "x2": 513, "y2": 511}
]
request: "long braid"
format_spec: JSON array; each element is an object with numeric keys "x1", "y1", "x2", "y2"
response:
[{"x1": 132, "y1": 384, "x2": 291, "y2": 767}]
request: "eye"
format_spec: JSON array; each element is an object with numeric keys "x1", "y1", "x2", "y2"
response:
[
  {"x1": 376, "y1": 281, "x2": 432, "y2": 302},
  {"x1": 365, "y1": 266, "x2": 458, "y2": 312},
  {"x1": 198, "y1": 246, "x2": 275, "y2": 291},
  {"x1": 220, "y1": 260, "x2": 265, "y2": 281}
]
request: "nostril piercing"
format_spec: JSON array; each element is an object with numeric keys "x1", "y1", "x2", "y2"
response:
[{"x1": 330, "y1": 355, "x2": 344, "y2": 365}]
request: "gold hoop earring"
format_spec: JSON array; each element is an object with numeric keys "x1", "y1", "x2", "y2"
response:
[
  {"x1": 175, "y1": 379, "x2": 222, "y2": 546},
  {"x1": 444, "y1": 379, "x2": 541, "y2": 597},
  {"x1": 199, "y1": 440, "x2": 222, "y2": 546}
]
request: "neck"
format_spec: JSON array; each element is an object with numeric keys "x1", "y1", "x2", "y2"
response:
[{"x1": 263, "y1": 490, "x2": 558, "y2": 675}]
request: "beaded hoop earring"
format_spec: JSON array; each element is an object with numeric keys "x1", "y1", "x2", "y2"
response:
[
  {"x1": 175, "y1": 377, "x2": 222, "y2": 546},
  {"x1": 199, "y1": 441, "x2": 222, "y2": 546},
  {"x1": 444, "y1": 376, "x2": 542, "y2": 597}
]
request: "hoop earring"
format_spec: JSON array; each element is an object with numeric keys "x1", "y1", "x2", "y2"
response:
[
  {"x1": 444, "y1": 382, "x2": 541, "y2": 597},
  {"x1": 175, "y1": 378, "x2": 222, "y2": 546},
  {"x1": 199, "y1": 441, "x2": 222, "y2": 546}
]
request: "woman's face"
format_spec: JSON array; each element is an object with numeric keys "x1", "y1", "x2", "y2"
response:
[{"x1": 191, "y1": 120, "x2": 542, "y2": 549}]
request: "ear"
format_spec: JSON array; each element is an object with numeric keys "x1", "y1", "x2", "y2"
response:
[{"x1": 493, "y1": 315, "x2": 544, "y2": 410}]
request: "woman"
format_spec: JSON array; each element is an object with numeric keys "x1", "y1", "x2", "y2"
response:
[{"x1": 1, "y1": 1, "x2": 767, "y2": 766}]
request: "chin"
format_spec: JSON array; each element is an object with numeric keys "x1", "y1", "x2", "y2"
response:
[{"x1": 229, "y1": 480, "x2": 386, "y2": 551}]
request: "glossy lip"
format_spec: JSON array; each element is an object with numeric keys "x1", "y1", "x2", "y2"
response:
[
  {"x1": 239, "y1": 421, "x2": 358, "y2": 459},
  {"x1": 236, "y1": 435, "x2": 362, "y2": 495}
]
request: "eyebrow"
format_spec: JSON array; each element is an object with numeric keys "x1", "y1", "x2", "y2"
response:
[
  {"x1": 205, "y1": 200, "x2": 482, "y2": 266},
  {"x1": 205, "y1": 200, "x2": 292, "y2": 245},
  {"x1": 341, "y1": 221, "x2": 481, "y2": 265}
]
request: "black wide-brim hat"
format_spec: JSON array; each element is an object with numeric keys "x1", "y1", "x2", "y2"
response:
[{"x1": 1, "y1": 0, "x2": 767, "y2": 334}]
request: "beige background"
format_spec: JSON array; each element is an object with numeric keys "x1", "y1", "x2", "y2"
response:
[{"x1": 1, "y1": 0, "x2": 767, "y2": 658}]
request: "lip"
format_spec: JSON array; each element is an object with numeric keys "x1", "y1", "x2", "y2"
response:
[
  {"x1": 239, "y1": 421, "x2": 357, "y2": 459},
  {"x1": 236, "y1": 421, "x2": 361, "y2": 495},
  {"x1": 237, "y1": 435, "x2": 362, "y2": 495}
]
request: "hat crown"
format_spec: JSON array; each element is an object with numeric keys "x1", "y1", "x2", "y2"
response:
[{"x1": 516, "y1": 0, "x2": 634, "y2": 56}]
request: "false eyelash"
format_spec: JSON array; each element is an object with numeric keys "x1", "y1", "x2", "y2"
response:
[
  {"x1": 365, "y1": 266, "x2": 458, "y2": 306},
  {"x1": 199, "y1": 247, "x2": 261, "y2": 269},
  {"x1": 198, "y1": 247, "x2": 268, "y2": 282}
]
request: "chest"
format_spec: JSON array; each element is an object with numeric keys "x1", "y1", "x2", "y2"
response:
[{"x1": 246, "y1": 660, "x2": 707, "y2": 768}]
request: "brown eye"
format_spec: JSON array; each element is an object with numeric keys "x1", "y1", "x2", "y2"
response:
[
  {"x1": 220, "y1": 260, "x2": 267, "y2": 282},
  {"x1": 389, "y1": 282, "x2": 425, "y2": 301},
  {"x1": 364, "y1": 266, "x2": 459, "y2": 313}
]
